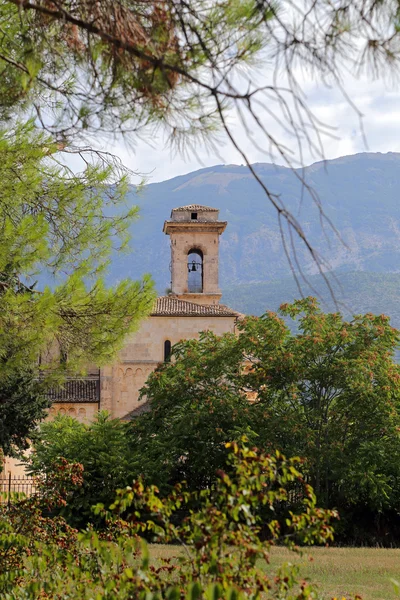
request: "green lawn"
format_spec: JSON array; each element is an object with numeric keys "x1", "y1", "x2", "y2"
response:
[{"x1": 149, "y1": 544, "x2": 400, "y2": 600}]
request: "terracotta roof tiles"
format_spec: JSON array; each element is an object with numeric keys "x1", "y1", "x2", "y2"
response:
[{"x1": 151, "y1": 296, "x2": 240, "y2": 317}]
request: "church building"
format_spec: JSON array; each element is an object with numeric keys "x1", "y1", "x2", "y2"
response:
[
  {"x1": 3, "y1": 204, "x2": 241, "y2": 476},
  {"x1": 48, "y1": 204, "x2": 241, "y2": 422}
]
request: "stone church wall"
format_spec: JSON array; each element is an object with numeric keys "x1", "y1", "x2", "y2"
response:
[
  {"x1": 3, "y1": 204, "x2": 239, "y2": 475},
  {"x1": 48, "y1": 402, "x2": 99, "y2": 423},
  {"x1": 104, "y1": 314, "x2": 237, "y2": 419}
]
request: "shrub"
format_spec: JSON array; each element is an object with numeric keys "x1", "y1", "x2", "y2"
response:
[
  {"x1": 28, "y1": 411, "x2": 138, "y2": 526},
  {"x1": 0, "y1": 458, "x2": 82, "y2": 595},
  {"x1": 1, "y1": 443, "x2": 348, "y2": 599}
]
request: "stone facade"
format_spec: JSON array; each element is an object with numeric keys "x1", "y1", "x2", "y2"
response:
[
  {"x1": 104, "y1": 311, "x2": 238, "y2": 419},
  {"x1": 163, "y1": 205, "x2": 227, "y2": 305},
  {"x1": 48, "y1": 402, "x2": 99, "y2": 423},
  {"x1": 2, "y1": 204, "x2": 240, "y2": 476},
  {"x1": 51, "y1": 204, "x2": 239, "y2": 421}
]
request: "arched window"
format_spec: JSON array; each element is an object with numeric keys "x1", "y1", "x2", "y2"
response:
[
  {"x1": 164, "y1": 340, "x2": 172, "y2": 362},
  {"x1": 187, "y1": 248, "x2": 203, "y2": 293},
  {"x1": 60, "y1": 347, "x2": 67, "y2": 366}
]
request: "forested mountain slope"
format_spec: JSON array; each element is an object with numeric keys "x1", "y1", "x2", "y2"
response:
[
  {"x1": 110, "y1": 152, "x2": 400, "y2": 322},
  {"x1": 222, "y1": 271, "x2": 400, "y2": 324}
]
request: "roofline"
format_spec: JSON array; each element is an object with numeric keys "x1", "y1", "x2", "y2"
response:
[
  {"x1": 150, "y1": 313, "x2": 238, "y2": 317},
  {"x1": 151, "y1": 295, "x2": 241, "y2": 317},
  {"x1": 163, "y1": 221, "x2": 227, "y2": 234},
  {"x1": 172, "y1": 205, "x2": 219, "y2": 212}
]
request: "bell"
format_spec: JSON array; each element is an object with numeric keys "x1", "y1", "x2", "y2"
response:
[{"x1": 191, "y1": 261, "x2": 197, "y2": 272}]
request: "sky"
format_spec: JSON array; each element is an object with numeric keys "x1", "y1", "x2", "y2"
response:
[{"x1": 101, "y1": 71, "x2": 400, "y2": 185}]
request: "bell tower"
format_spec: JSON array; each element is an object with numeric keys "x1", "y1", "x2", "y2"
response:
[{"x1": 163, "y1": 204, "x2": 227, "y2": 306}]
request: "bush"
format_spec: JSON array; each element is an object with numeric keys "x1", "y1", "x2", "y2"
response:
[
  {"x1": 27, "y1": 411, "x2": 138, "y2": 526},
  {"x1": 0, "y1": 458, "x2": 82, "y2": 595},
  {"x1": 1, "y1": 443, "x2": 345, "y2": 599}
]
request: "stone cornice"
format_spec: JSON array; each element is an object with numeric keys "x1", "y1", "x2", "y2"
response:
[{"x1": 163, "y1": 220, "x2": 227, "y2": 235}]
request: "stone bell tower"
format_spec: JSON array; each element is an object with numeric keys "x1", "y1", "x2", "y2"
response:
[{"x1": 163, "y1": 204, "x2": 227, "y2": 306}]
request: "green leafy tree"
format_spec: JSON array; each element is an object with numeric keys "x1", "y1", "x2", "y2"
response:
[
  {"x1": 0, "y1": 122, "x2": 155, "y2": 377},
  {"x1": 135, "y1": 299, "x2": 400, "y2": 539},
  {"x1": 27, "y1": 412, "x2": 138, "y2": 526},
  {"x1": 241, "y1": 298, "x2": 400, "y2": 514},
  {"x1": 0, "y1": 121, "x2": 155, "y2": 459},
  {"x1": 129, "y1": 333, "x2": 253, "y2": 493},
  {"x1": 0, "y1": 370, "x2": 49, "y2": 458}
]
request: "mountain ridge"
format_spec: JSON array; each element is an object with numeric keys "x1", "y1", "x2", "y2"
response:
[{"x1": 106, "y1": 151, "x2": 400, "y2": 321}]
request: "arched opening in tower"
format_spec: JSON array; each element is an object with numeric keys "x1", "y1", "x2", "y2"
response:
[{"x1": 187, "y1": 249, "x2": 203, "y2": 293}]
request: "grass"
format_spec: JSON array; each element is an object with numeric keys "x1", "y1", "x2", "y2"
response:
[
  {"x1": 268, "y1": 546, "x2": 400, "y2": 600},
  {"x1": 148, "y1": 544, "x2": 400, "y2": 600}
]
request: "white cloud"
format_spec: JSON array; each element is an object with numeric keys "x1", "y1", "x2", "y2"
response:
[{"x1": 101, "y1": 71, "x2": 400, "y2": 183}]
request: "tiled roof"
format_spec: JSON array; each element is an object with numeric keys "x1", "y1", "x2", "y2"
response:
[
  {"x1": 151, "y1": 296, "x2": 240, "y2": 317},
  {"x1": 172, "y1": 205, "x2": 218, "y2": 212}
]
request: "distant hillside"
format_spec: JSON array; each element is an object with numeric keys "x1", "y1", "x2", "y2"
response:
[
  {"x1": 107, "y1": 152, "x2": 400, "y2": 319},
  {"x1": 222, "y1": 271, "x2": 400, "y2": 328}
]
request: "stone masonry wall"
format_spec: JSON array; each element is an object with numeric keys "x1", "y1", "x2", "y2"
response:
[{"x1": 103, "y1": 314, "x2": 237, "y2": 419}]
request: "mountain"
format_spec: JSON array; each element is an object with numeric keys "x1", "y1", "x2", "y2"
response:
[
  {"x1": 222, "y1": 271, "x2": 400, "y2": 323},
  {"x1": 108, "y1": 152, "x2": 400, "y2": 322}
]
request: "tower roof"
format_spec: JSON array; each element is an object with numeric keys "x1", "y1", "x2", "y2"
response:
[
  {"x1": 164, "y1": 204, "x2": 224, "y2": 229},
  {"x1": 172, "y1": 204, "x2": 219, "y2": 213}
]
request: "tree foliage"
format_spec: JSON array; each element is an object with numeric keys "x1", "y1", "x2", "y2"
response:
[
  {"x1": 0, "y1": 25, "x2": 158, "y2": 458},
  {"x1": 0, "y1": 458, "x2": 82, "y2": 584},
  {"x1": 0, "y1": 370, "x2": 49, "y2": 456},
  {"x1": 134, "y1": 299, "x2": 400, "y2": 533},
  {"x1": 27, "y1": 412, "x2": 138, "y2": 526},
  {"x1": 0, "y1": 121, "x2": 155, "y2": 381},
  {"x1": 2, "y1": 1, "x2": 399, "y2": 146},
  {"x1": 3, "y1": 1, "x2": 400, "y2": 283},
  {"x1": 1, "y1": 443, "x2": 341, "y2": 599},
  {"x1": 128, "y1": 332, "x2": 251, "y2": 493},
  {"x1": 0, "y1": 121, "x2": 155, "y2": 455},
  {"x1": 243, "y1": 299, "x2": 400, "y2": 512}
]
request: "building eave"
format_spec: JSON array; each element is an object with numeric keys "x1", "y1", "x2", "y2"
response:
[
  {"x1": 150, "y1": 296, "x2": 240, "y2": 317},
  {"x1": 163, "y1": 221, "x2": 227, "y2": 235}
]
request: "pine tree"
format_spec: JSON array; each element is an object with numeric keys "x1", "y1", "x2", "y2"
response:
[
  {"x1": 0, "y1": 123, "x2": 155, "y2": 455},
  {"x1": 0, "y1": 122, "x2": 155, "y2": 377},
  {"x1": 0, "y1": 370, "x2": 50, "y2": 457}
]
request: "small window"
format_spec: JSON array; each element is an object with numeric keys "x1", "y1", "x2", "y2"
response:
[
  {"x1": 164, "y1": 340, "x2": 172, "y2": 362},
  {"x1": 191, "y1": 212, "x2": 198, "y2": 220},
  {"x1": 60, "y1": 348, "x2": 68, "y2": 366}
]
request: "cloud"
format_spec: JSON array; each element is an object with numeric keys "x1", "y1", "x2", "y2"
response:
[{"x1": 101, "y1": 71, "x2": 400, "y2": 184}]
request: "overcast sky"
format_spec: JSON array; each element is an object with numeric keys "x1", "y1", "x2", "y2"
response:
[{"x1": 101, "y1": 70, "x2": 400, "y2": 185}]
